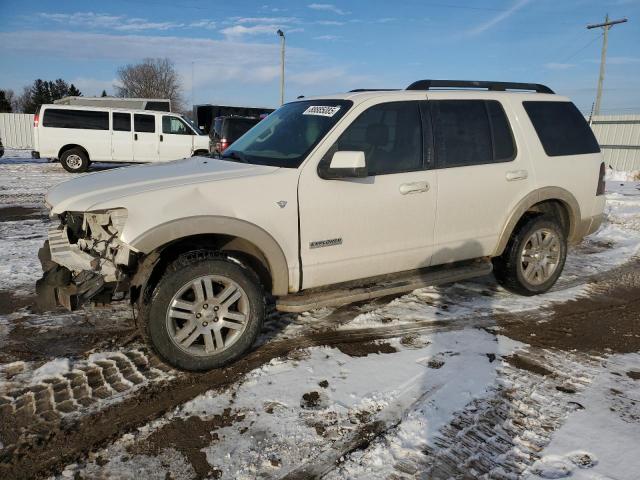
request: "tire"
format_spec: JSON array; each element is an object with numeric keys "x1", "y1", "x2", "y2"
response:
[
  {"x1": 139, "y1": 251, "x2": 265, "y2": 371},
  {"x1": 492, "y1": 215, "x2": 567, "y2": 296},
  {"x1": 60, "y1": 148, "x2": 90, "y2": 173}
]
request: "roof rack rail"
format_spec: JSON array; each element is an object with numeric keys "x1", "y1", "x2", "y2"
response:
[
  {"x1": 349, "y1": 88, "x2": 400, "y2": 92},
  {"x1": 406, "y1": 80, "x2": 554, "y2": 94}
]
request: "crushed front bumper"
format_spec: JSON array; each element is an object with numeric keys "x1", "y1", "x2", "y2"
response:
[{"x1": 35, "y1": 222, "x2": 131, "y2": 311}]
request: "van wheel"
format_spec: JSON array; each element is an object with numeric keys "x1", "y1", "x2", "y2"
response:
[
  {"x1": 492, "y1": 215, "x2": 567, "y2": 296},
  {"x1": 139, "y1": 251, "x2": 265, "y2": 371},
  {"x1": 60, "y1": 148, "x2": 90, "y2": 173}
]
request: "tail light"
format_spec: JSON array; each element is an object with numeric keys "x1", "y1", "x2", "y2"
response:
[
  {"x1": 596, "y1": 162, "x2": 606, "y2": 196},
  {"x1": 34, "y1": 112, "x2": 39, "y2": 127},
  {"x1": 220, "y1": 138, "x2": 229, "y2": 152}
]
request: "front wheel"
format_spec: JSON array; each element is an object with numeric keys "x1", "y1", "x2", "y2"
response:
[
  {"x1": 492, "y1": 215, "x2": 567, "y2": 296},
  {"x1": 140, "y1": 251, "x2": 265, "y2": 371}
]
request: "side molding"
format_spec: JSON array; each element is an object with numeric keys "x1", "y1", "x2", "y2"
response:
[
  {"x1": 494, "y1": 187, "x2": 582, "y2": 257},
  {"x1": 129, "y1": 216, "x2": 290, "y2": 295}
]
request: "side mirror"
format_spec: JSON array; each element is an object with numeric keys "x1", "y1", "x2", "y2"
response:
[{"x1": 321, "y1": 151, "x2": 368, "y2": 179}]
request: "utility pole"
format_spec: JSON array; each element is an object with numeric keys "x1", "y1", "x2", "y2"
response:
[
  {"x1": 277, "y1": 29, "x2": 285, "y2": 105},
  {"x1": 587, "y1": 15, "x2": 627, "y2": 116}
]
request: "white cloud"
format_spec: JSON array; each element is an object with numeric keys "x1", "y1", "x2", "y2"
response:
[
  {"x1": 308, "y1": 3, "x2": 350, "y2": 15},
  {"x1": 37, "y1": 12, "x2": 217, "y2": 32},
  {"x1": 466, "y1": 0, "x2": 531, "y2": 36},
  {"x1": 315, "y1": 20, "x2": 345, "y2": 26},
  {"x1": 314, "y1": 35, "x2": 340, "y2": 41},
  {"x1": 233, "y1": 16, "x2": 298, "y2": 24},
  {"x1": 544, "y1": 62, "x2": 576, "y2": 70}
]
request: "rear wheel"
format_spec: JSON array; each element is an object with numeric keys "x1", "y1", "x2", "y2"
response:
[
  {"x1": 60, "y1": 148, "x2": 90, "y2": 173},
  {"x1": 139, "y1": 251, "x2": 265, "y2": 371},
  {"x1": 492, "y1": 215, "x2": 567, "y2": 296}
]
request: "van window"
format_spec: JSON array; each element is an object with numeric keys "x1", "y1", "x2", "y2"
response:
[
  {"x1": 325, "y1": 101, "x2": 423, "y2": 176},
  {"x1": 113, "y1": 112, "x2": 131, "y2": 132},
  {"x1": 145, "y1": 101, "x2": 171, "y2": 112},
  {"x1": 523, "y1": 101, "x2": 600, "y2": 156},
  {"x1": 431, "y1": 100, "x2": 514, "y2": 168},
  {"x1": 42, "y1": 109, "x2": 109, "y2": 130},
  {"x1": 162, "y1": 116, "x2": 191, "y2": 135},
  {"x1": 134, "y1": 114, "x2": 156, "y2": 133}
]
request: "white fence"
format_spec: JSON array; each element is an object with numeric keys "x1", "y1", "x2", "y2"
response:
[
  {"x1": 590, "y1": 115, "x2": 640, "y2": 172},
  {"x1": 0, "y1": 113, "x2": 34, "y2": 150}
]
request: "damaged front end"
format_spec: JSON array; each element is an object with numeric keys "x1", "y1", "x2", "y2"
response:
[{"x1": 36, "y1": 209, "x2": 138, "y2": 311}]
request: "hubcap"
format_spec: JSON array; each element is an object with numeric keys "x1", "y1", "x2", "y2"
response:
[
  {"x1": 166, "y1": 275, "x2": 249, "y2": 356},
  {"x1": 520, "y1": 228, "x2": 561, "y2": 286},
  {"x1": 66, "y1": 154, "x2": 83, "y2": 169}
]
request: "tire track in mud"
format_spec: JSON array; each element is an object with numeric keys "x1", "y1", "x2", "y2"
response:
[{"x1": 2, "y1": 259, "x2": 639, "y2": 479}]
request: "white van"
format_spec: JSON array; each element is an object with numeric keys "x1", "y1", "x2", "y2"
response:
[{"x1": 33, "y1": 105, "x2": 210, "y2": 172}]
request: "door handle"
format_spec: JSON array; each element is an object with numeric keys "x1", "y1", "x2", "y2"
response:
[
  {"x1": 399, "y1": 182, "x2": 429, "y2": 195},
  {"x1": 134, "y1": 133, "x2": 138, "y2": 141},
  {"x1": 160, "y1": 134, "x2": 163, "y2": 142},
  {"x1": 506, "y1": 170, "x2": 528, "y2": 181}
]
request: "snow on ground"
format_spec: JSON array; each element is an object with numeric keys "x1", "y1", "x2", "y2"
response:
[
  {"x1": 525, "y1": 353, "x2": 640, "y2": 480},
  {"x1": 70, "y1": 330, "x2": 525, "y2": 479}
]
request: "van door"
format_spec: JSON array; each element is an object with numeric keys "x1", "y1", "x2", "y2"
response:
[
  {"x1": 429, "y1": 99, "x2": 532, "y2": 264},
  {"x1": 298, "y1": 100, "x2": 437, "y2": 289},
  {"x1": 111, "y1": 112, "x2": 134, "y2": 162},
  {"x1": 159, "y1": 115, "x2": 194, "y2": 161},
  {"x1": 133, "y1": 113, "x2": 159, "y2": 162}
]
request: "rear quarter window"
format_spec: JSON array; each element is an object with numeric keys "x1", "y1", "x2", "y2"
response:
[
  {"x1": 42, "y1": 109, "x2": 109, "y2": 130},
  {"x1": 523, "y1": 101, "x2": 600, "y2": 156}
]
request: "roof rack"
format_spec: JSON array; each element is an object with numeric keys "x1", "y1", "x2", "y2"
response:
[
  {"x1": 406, "y1": 80, "x2": 554, "y2": 94},
  {"x1": 349, "y1": 88, "x2": 400, "y2": 92}
]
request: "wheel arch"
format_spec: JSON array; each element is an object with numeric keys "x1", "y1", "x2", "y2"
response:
[
  {"x1": 494, "y1": 187, "x2": 581, "y2": 257},
  {"x1": 129, "y1": 216, "x2": 290, "y2": 297},
  {"x1": 58, "y1": 144, "x2": 90, "y2": 161}
]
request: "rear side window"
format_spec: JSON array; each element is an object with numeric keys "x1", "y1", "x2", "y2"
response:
[
  {"x1": 430, "y1": 100, "x2": 515, "y2": 169},
  {"x1": 523, "y1": 101, "x2": 600, "y2": 156},
  {"x1": 327, "y1": 101, "x2": 423, "y2": 176},
  {"x1": 134, "y1": 114, "x2": 156, "y2": 133},
  {"x1": 113, "y1": 112, "x2": 131, "y2": 132},
  {"x1": 42, "y1": 109, "x2": 109, "y2": 130}
]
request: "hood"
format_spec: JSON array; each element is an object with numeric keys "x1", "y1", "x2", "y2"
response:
[{"x1": 47, "y1": 156, "x2": 279, "y2": 213}]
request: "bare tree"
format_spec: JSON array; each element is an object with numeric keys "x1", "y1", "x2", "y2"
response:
[{"x1": 115, "y1": 58, "x2": 184, "y2": 111}]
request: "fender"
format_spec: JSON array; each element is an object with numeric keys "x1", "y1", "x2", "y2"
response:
[
  {"x1": 493, "y1": 187, "x2": 581, "y2": 257},
  {"x1": 128, "y1": 216, "x2": 290, "y2": 295}
]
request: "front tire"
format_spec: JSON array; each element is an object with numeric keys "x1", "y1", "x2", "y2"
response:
[
  {"x1": 60, "y1": 148, "x2": 90, "y2": 173},
  {"x1": 139, "y1": 251, "x2": 265, "y2": 371},
  {"x1": 492, "y1": 215, "x2": 567, "y2": 296}
]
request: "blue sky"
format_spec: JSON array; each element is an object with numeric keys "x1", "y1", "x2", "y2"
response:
[{"x1": 0, "y1": 0, "x2": 638, "y2": 113}]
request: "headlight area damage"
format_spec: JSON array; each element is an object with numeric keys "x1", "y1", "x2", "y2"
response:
[{"x1": 36, "y1": 209, "x2": 138, "y2": 311}]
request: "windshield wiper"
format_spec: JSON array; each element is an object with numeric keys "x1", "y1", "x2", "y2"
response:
[{"x1": 221, "y1": 150, "x2": 248, "y2": 163}]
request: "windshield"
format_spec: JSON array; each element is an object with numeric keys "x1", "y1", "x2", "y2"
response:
[
  {"x1": 221, "y1": 100, "x2": 352, "y2": 168},
  {"x1": 182, "y1": 115, "x2": 204, "y2": 135}
]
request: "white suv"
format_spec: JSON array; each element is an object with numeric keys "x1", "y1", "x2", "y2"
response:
[{"x1": 37, "y1": 80, "x2": 606, "y2": 370}]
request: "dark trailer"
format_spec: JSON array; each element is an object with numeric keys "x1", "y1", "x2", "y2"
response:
[{"x1": 193, "y1": 104, "x2": 275, "y2": 134}]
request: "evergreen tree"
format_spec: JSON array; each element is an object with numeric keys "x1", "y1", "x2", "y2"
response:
[
  {"x1": 0, "y1": 90, "x2": 12, "y2": 112},
  {"x1": 101, "y1": 90, "x2": 108, "y2": 97},
  {"x1": 68, "y1": 84, "x2": 82, "y2": 97}
]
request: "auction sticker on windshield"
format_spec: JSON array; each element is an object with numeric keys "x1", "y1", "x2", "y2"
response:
[{"x1": 303, "y1": 105, "x2": 341, "y2": 117}]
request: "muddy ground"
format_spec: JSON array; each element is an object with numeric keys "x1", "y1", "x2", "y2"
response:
[{"x1": 0, "y1": 257, "x2": 639, "y2": 479}]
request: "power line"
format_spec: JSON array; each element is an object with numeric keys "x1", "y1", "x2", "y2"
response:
[{"x1": 558, "y1": 33, "x2": 603, "y2": 64}]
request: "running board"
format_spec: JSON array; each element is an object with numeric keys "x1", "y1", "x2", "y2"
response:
[{"x1": 276, "y1": 260, "x2": 493, "y2": 313}]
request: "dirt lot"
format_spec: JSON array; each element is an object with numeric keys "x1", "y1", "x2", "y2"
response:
[{"x1": 0, "y1": 150, "x2": 639, "y2": 479}]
